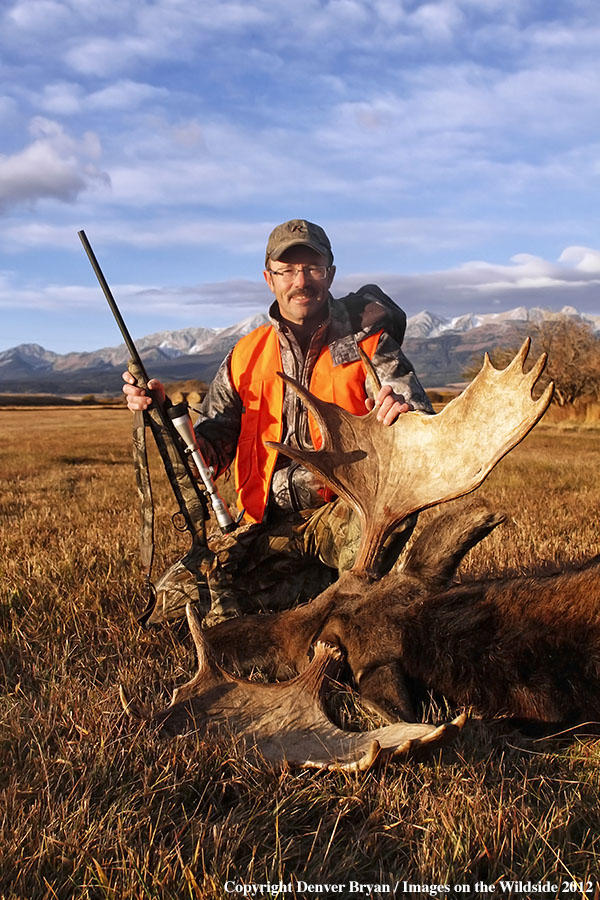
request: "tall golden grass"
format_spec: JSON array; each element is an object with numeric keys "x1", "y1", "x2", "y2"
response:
[
  {"x1": 544, "y1": 398, "x2": 600, "y2": 428},
  {"x1": 1, "y1": 407, "x2": 600, "y2": 898}
]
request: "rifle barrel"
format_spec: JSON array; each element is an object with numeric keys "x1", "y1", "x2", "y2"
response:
[{"x1": 78, "y1": 229, "x2": 151, "y2": 386}]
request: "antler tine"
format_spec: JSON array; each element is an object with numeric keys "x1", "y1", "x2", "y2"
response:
[
  {"x1": 523, "y1": 339, "x2": 552, "y2": 402},
  {"x1": 186, "y1": 603, "x2": 211, "y2": 673},
  {"x1": 358, "y1": 347, "x2": 382, "y2": 394},
  {"x1": 525, "y1": 351, "x2": 549, "y2": 389},
  {"x1": 509, "y1": 334, "x2": 531, "y2": 369},
  {"x1": 276, "y1": 372, "x2": 339, "y2": 450},
  {"x1": 119, "y1": 685, "x2": 149, "y2": 720},
  {"x1": 354, "y1": 740, "x2": 381, "y2": 771},
  {"x1": 296, "y1": 641, "x2": 345, "y2": 700},
  {"x1": 482, "y1": 337, "x2": 532, "y2": 374},
  {"x1": 169, "y1": 605, "x2": 235, "y2": 708},
  {"x1": 119, "y1": 685, "x2": 137, "y2": 717},
  {"x1": 389, "y1": 712, "x2": 467, "y2": 759},
  {"x1": 335, "y1": 739, "x2": 381, "y2": 772},
  {"x1": 467, "y1": 341, "x2": 553, "y2": 426},
  {"x1": 508, "y1": 336, "x2": 547, "y2": 385},
  {"x1": 119, "y1": 684, "x2": 134, "y2": 716}
]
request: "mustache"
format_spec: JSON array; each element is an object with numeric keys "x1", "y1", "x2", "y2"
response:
[{"x1": 289, "y1": 286, "x2": 318, "y2": 299}]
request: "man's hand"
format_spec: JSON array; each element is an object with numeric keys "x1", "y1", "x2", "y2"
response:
[
  {"x1": 122, "y1": 370, "x2": 166, "y2": 412},
  {"x1": 365, "y1": 384, "x2": 414, "y2": 425}
]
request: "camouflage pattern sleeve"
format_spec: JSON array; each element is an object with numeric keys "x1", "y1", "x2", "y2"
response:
[
  {"x1": 339, "y1": 285, "x2": 433, "y2": 414},
  {"x1": 192, "y1": 350, "x2": 242, "y2": 476},
  {"x1": 370, "y1": 331, "x2": 434, "y2": 413}
]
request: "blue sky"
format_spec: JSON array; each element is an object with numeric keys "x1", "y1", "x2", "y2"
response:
[{"x1": 0, "y1": 0, "x2": 599, "y2": 352}]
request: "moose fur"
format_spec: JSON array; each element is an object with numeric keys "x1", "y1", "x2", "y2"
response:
[{"x1": 204, "y1": 498, "x2": 600, "y2": 727}]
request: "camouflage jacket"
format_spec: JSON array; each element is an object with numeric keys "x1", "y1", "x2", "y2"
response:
[{"x1": 194, "y1": 284, "x2": 432, "y2": 516}]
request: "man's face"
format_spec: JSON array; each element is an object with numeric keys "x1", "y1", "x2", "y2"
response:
[{"x1": 263, "y1": 245, "x2": 335, "y2": 327}]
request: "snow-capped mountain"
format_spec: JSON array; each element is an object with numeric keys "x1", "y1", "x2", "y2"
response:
[
  {"x1": 1, "y1": 306, "x2": 598, "y2": 394},
  {"x1": 132, "y1": 314, "x2": 269, "y2": 358},
  {"x1": 405, "y1": 305, "x2": 600, "y2": 340}
]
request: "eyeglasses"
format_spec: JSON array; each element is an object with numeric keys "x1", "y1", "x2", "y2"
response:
[{"x1": 268, "y1": 265, "x2": 331, "y2": 283}]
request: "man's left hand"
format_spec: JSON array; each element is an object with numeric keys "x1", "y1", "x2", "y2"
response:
[{"x1": 365, "y1": 385, "x2": 414, "y2": 425}]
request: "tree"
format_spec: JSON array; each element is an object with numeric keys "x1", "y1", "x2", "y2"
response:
[{"x1": 463, "y1": 315, "x2": 600, "y2": 406}]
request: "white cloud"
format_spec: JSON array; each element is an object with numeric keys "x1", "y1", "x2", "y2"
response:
[
  {"x1": 321, "y1": 56, "x2": 599, "y2": 150},
  {"x1": 326, "y1": 0, "x2": 370, "y2": 26},
  {"x1": 0, "y1": 118, "x2": 109, "y2": 211},
  {"x1": 0, "y1": 0, "x2": 502, "y2": 81},
  {"x1": 0, "y1": 218, "x2": 270, "y2": 255},
  {"x1": 330, "y1": 216, "x2": 501, "y2": 253},
  {"x1": 83, "y1": 111, "x2": 355, "y2": 209},
  {"x1": 4, "y1": 0, "x2": 599, "y2": 84},
  {"x1": 39, "y1": 82, "x2": 83, "y2": 116},
  {"x1": 55, "y1": 0, "x2": 270, "y2": 76},
  {"x1": 6, "y1": 0, "x2": 70, "y2": 33},
  {"x1": 0, "y1": 271, "x2": 269, "y2": 320},
  {"x1": 3, "y1": 0, "x2": 599, "y2": 204},
  {"x1": 410, "y1": 1, "x2": 464, "y2": 40},
  {"x1": 313, "y1": 247, "x2": 600, "y2": 322},
  {"x1": 559, "y1": 246, "x2": 600, "y2": 274},
  {"x1": 0, "y1": 211, "x2": 497, "y2": 262},
  {"x1": 307, "y1": 49, "x2": 600, "y2": 203},
  {"x1": 1, "y1": 247, "x2": 598, "y2": 323},
  {"x1": 131, "y1": 279, "x2": 268, "y2": 315},
  {"x1": 89, "y1": 80, "x2": 169, "y2": 111},
  {"x1": 0, "y1": 272, "x2": 102, "y2": 311},
  {"x1": 440, "y1": 250, "x2": 600, "y2": 295},
  {"x1": 64, "y1": 35, "x2": 167, "y2": 77},
  {"x1": 37, "y1": 79, "x2": 167, "y2": 116}
]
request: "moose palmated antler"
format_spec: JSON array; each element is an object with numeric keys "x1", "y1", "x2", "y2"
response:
[
  {"x1": 121, "y1": 605, "x2": 465, "y2": 771},
  {"x1": 267, "y1": 339, "x2": 553, "y2": 575}
]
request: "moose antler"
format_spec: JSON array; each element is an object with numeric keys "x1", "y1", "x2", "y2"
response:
[
  {"x1": 121, "y1": 605, "x2": 465, "y2": 770},
  {"x1": 267, "y1": 340, "x2": 553, "y2": 575}
]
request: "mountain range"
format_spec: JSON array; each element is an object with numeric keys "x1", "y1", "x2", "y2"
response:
[{"x1": 1, "y1": 305, "x2": 599, "y2": 395}]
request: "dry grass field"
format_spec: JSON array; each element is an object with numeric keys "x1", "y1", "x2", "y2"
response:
[{"x1": 1, "y1": 406, "x2": 600, "y2": 899}]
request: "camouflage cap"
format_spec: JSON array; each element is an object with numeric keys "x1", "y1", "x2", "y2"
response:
[{"x1": 265, "y1": 219, "x2": 333, "y2": 267}]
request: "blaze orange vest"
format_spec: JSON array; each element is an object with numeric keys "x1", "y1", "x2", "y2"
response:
[{"x1": 229, "y1": 324, "x2": 382, "y2": 522}]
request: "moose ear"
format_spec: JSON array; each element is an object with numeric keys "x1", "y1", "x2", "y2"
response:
[{"x1": 397, "y1": 498, "x2": 506, "y2": 591}]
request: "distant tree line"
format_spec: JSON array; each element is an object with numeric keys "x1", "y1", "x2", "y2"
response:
[{"x1": 463, "y1": 315, "x2": 600, "y2": 407}]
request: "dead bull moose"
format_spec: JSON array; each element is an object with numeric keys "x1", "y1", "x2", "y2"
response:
[
  {"x1": 207, "y1": 499, "x2": 600, "y2": 727},
  {"x1": 123, "y1": 340, "x2": 585, "y2": 769}
]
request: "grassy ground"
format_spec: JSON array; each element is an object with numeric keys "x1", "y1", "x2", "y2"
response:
[{"x1": 1, "y1": 407, "x2": 600, "y2": 899}]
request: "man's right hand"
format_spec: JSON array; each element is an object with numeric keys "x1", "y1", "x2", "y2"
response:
[{"x1": 122, "y1": 370, "x2": 166, "y2": 412}]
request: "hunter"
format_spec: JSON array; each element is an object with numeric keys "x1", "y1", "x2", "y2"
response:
[{"x1": 123, "y1": 219, "x2": 432, "y2": 626}]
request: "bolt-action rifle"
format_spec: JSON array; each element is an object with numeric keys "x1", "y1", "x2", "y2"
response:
[
  {"x1": 78, "y1": 229, "x2": 236, "y2": 533},
  {"x1": 78, "y1": 230, "x2": 236, "y2": 618}
]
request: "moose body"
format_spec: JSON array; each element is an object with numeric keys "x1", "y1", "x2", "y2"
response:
[
  {"x1": 205, "y1": 499, "x2": 600, "y2": 727},
  {"x1": 126, "y1": 342, "x2": 582, "y2": 768},
  {"x1": 395, "y1": 557, "x2": 600, "y2": 724}
]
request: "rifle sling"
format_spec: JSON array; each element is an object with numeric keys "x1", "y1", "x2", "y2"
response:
[
  {"x1": 143, "y1": 405, "x2": 208, "y2": 540},
  {"x1": 131, "y1": 404, "x2": 211, "y2": 626},
  {"x1": 132, "y1": 409, "x2": 155, "y2": 574},
  {"x1": 132, "y1": 409, "x2": 158, "y2": 626}
]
